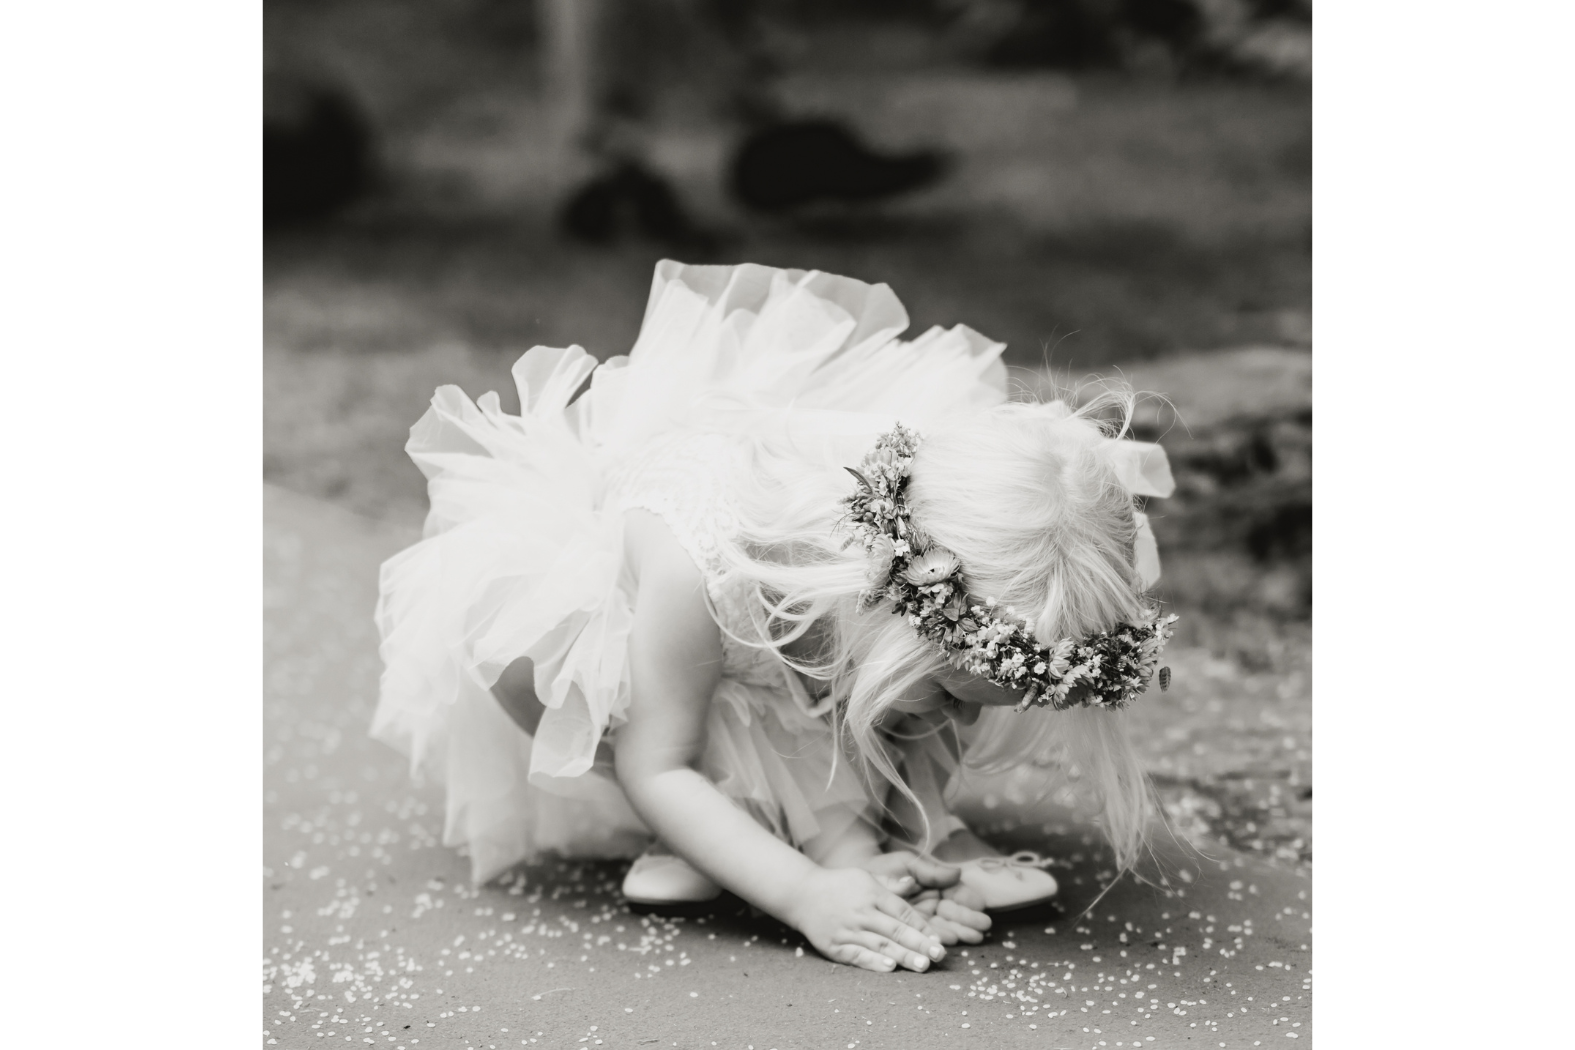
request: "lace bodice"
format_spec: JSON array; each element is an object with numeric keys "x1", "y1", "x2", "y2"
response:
[{"x1": 606, "y1": 432, "x2": 785, "y2": 688}]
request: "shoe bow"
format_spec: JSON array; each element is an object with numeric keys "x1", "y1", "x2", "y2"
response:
[{"x1": 969, "y1": 851, "x2": 1054, "y2": 877}]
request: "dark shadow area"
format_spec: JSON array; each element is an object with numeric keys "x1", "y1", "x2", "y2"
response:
[
  {"x1": 264, "y1": 72, "x2": 378, "y2": 226},
  {"x1": 730, "y1": 119, "x2": 950, "y2": 213}
]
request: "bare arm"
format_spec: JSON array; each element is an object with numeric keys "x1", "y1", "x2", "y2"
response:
[
  {"x1": 613, "y1": 509, "x2": 945, "y2": 972},
  {"x1": 614, "y1": 509, "x2": 811, "y2": 911}
]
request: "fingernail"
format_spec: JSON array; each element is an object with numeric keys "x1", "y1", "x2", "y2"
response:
[
  {"x1": 929, "y1": 944, "x2": 945, "y2": 961},
  {"x1": 912, "y1": 955, "x2": 928, "y2": 970}
]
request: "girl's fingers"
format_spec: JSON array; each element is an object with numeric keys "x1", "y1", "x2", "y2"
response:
[
  {"x1": 900, "y1": 906, "x2": 944, "y2": 943},
  {"x1": 935, "y1": 898, "x2": 992, "y2": 933},
  {"x1": 942, "y1": 883, "x2": 989, "y2": 913},
  {"x1": 865, "y1": 906, "x2": 946, "y2": 963},
  {"x1": 829, "y1": 942, "x2": 898, "y2": 973},
  {"x1": 841, "y1": 930, "x2": 932, "y2": 973},
  {"x1": 922, "y1": 915, "x2": 960, "y2": 945},
  {"x1": 930, "y1": 911, "x2": 985, "y2": 945},
  {"x1": 872, "y1": 891, "x2": 936, "y2": 938},
  {"x1": 892, "y1": 852, "x2": 962, "y2": 890},
  {"x1": 875, "y1": 873, "x2": 917, "y2": 895},
  {"x1": 873, "y1": 894, "x2": 947, "y2": 955}
]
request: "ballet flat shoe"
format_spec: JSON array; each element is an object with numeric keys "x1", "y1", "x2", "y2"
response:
[
  {"x1": 955, "y1": 852, "x2": 1059, "y2": 912},
  {"x1": 621, "y1": 849, "x2": 722, "y2": 905}
]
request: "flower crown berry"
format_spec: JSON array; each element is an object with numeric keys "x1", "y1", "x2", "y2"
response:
[{"x1": 838, "y1": 424, "x2": 1177, "y2": 712}]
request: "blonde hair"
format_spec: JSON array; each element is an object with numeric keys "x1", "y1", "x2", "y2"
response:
[{"x1": 719, "y1": 388, "x2": 1157, "y2": 872}]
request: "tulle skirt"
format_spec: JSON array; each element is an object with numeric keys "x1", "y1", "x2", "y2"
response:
[{"x1": 372, "y1": 260, "x2": 1013, "y2": 884}]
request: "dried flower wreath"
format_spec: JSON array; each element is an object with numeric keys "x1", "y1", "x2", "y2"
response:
[{"x1": 839, "y1": 424, "x2": 1176, "y2": 712}]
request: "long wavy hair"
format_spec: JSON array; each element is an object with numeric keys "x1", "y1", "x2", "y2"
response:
[{"x1": 716, "y1": 385, "x2": 1159, "y2": 872}]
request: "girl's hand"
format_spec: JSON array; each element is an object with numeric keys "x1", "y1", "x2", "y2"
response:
[
  {"x1": 910, "y1": 886, "x2": 992, "y2": 945},
  {"x1": 858, "y1": 850, "x2": 991, "y2": 945},
  {"x1": 858, "y1": 850, "x2": 961, "y2": 896},
  {"x1": 786, "y1": 868, "x2": 948, "y2": 973}
]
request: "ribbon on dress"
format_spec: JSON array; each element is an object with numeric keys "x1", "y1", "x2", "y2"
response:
[{"x1": 1086, "y1": 409, "x2": 1175, "y2": 590}]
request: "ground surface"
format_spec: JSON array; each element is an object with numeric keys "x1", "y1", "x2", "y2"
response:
[{"x1": 263, "y1": 485, "x2": 1311, "y2": 1050}]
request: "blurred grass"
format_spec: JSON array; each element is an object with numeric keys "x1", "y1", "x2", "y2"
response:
[{"x1": 266, "y1": 209, "x2": 1308, "y2": 357}]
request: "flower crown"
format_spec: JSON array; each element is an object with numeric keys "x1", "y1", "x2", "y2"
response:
[{"x1": 838, "y1": 424, "x2": 1176, "y2": 712}]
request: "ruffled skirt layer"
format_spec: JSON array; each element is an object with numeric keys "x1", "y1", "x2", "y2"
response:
[
  {"x1": 375, "y1": 498, "x2": 880, "y2": 883},
  {"x1": 372, "y1": 261, "x2": 1013, "y2": 884}
]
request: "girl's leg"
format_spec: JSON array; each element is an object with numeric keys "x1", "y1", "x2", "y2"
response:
[
  {"x1": 878, "y1": 759, "x2": 995, "y2": 861},
  {"x1": 883, "y1": 782, "x2": 1001, "y2": 862}
]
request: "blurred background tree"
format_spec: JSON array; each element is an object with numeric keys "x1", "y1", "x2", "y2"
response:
[{"x1": 962, "y1": 0, "x2": 1308, "y2": 74}]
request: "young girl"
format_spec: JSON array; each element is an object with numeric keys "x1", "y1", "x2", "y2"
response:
[{"x1": 373, "y1": 261, "x2": 1177, "y2": 974}]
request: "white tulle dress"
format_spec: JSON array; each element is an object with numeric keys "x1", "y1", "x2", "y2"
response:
[{"x1": 371, "y1": 261, "x2": 1030, "y2": 884}]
